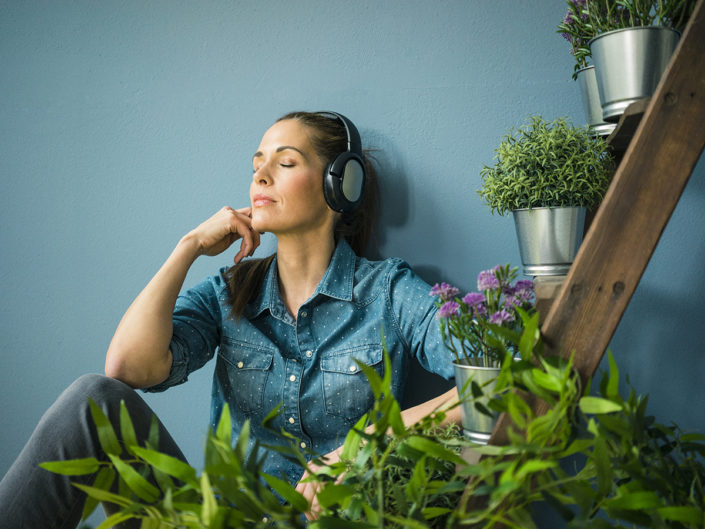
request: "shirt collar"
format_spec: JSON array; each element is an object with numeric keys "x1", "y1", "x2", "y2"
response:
[{"x1": 246, "y1": 238, "x2": 356, "y2": 319}]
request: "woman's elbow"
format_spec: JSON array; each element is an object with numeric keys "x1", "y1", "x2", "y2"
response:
[{"x1": 104, "y1": 345, "x2": 172, "y2": 389}]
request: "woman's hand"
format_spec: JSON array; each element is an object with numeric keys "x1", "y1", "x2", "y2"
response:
[
  {"x1": 186, "y1": 206, "x2": 261, "y2": 264},
  {"x1": 295, "y1": 445, "x2": 344, "y2": 520}
]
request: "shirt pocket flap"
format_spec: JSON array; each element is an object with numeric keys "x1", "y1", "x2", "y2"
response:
[
  {"x1": 320, "y1": 344, "x2": 383, "y2": 374},
  {"x1": 219, "y1": 341, "x2": 275, "y2": 371}
]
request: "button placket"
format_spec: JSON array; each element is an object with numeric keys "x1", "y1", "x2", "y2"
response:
[{"x1": 283, "y1": 356, "x2": 303, "y2": 434}]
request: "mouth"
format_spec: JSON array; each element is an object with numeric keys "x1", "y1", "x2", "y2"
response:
[{"x1": 252, "y1": 194, "x2": 275, "y2": 207}]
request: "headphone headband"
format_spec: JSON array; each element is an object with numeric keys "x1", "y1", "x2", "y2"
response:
[{"x1": 316, "y1": 111, "x2": 363, "y2": 156}]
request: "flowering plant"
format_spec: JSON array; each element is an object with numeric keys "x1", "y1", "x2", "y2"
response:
[
  {"x1": 558, "y1": 0, "x2": 697, "y2": 80},
  {"x1": 430, "y1": 264, "x2": 535, "y2": 367},
  {"x1": 558, "y1": 0, "x2": 593, "y2": 79}
]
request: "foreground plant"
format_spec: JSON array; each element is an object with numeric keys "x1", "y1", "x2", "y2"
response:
[{"x1": 43, "y1": 326, "x2": 705, "y2": 528}]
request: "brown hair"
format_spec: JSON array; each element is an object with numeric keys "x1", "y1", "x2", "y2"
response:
[{"x1": 224, "y1": 111, "x2": 380, "y2": 319}]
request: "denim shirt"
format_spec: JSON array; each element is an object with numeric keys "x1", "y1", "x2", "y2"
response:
[{"x1": 145, "y1": 239, "x2": 453, "y2": 485}]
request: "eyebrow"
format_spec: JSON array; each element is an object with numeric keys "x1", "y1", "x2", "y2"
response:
[{"x1": 252, "y1": 145, "x2": 309, "y2": 160}]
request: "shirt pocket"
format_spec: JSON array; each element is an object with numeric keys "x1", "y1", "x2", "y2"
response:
[
  {"x1": 218, "y1": 341, "x2": 275, "y2": 414},
  {"x1": 320, "y1": 344, "x2": 383, "y2": 422}
]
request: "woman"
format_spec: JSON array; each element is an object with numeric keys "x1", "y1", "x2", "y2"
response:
[{"x1": 0, "y1": 111, "x2": 459, "y2": 527}]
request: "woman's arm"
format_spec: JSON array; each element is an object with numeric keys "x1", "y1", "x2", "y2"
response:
[
  {"x1": 105, "y1": 207, "x2": 259, "y2": 389},
  {"x1": 399, "y1": 387, "x2": 460, "y2": 427}
]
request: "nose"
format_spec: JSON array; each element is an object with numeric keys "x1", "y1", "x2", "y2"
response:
[{"x1": 252, "y1": 163, "x2": 272, "y2": 185}]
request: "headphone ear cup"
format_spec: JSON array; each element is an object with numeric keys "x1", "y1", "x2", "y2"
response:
[{"x1": 323, "y1": 153, "x2": 365, "y2": 213}]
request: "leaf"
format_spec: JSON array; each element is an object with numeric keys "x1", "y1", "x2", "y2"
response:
[
  {"x1": 262, "y1": 473, "x2": 309, "y2": 513},
  {"x1": 531, "y1": 368, "x2": 562, "y2": 393},
  {"x1": 131, "y1": 446, "x2": 197, "y2": 486},
  {"x1": 605, "y1": 490, "x2": 662, "y2": 510},
  {"x1": 215, "y1": 403, "x2": 232, "y2": 445},
  {"x1": 422, "y1": 506, "x2": 454, "y2": 519},
  {"x1": 73, "y1": 482, "x2": 132, "y2": 507},
  {"x1": 407, "y1": 457, "x2": 428, "y2": 503},
  {"x1": 200, "y1": 472, "x2": 218, "y2": 526},
  {"x1": 605, "y1": 350, "x2": 620, "y2": 398},
  {"x1": 316, "y1": 483, "x2": 357, "y2": 509},
  {"x1": 341, "y1": 415, "x2": 366, "y2": 461},
  {"x1": 39, "y1": 457, "x2": 101, "y2": 476},
  {"x1": 657, "y1": 506, "x2": 704, "y2": 524},
  {"x1": 88, "y1": 398, "x2": 122, "y2": 455},
  {"x1": 119, "y1": 400, "x2": 138, "y2": 455},
  {"x1": 404, "y1": 436, "x2": 466, "y2": 466},
  {"x1": 579, "y1": 396, "x2": 623, "y2": 414},
  {"x1": 233, "y1": 419, "x2": 250, "y2": 462},
  {"x1": 593, "y1": 437, "x2": 613, "y2": 498},
  {"x1": 81, "y1": 466, "x2": 115, "y2": 520},
  {"x1": 93, "y1": 510, "x2": 137, "y2": 529},
  {"x1": 514, "y1": 460, "x2": 556, "y2": 481},
  {"x1": 108, "y1": 454, "x2": 160, "y2": 503}
]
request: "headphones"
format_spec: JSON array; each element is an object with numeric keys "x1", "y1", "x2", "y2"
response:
[{"x1": 318, "y1": 111, "x2": 366, "y2": 214}]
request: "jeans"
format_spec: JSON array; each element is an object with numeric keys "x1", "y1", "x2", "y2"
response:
[{"x1": 0, "y1": 374, "x2": 186, "y2": 529}]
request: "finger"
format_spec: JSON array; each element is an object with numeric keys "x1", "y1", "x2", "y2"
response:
[{"x1": 235, "y1": 206, "x2": 252, "y2": 218}]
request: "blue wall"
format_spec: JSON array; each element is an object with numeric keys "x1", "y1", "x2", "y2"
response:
[{"x1": 2, "y1": 0, "x2": 703, "y2": 523}]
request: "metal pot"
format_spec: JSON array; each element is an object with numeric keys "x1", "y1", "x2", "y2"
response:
[
  {"x1": 589, "y1": 26, "x2": 680, "y2": 122},
  {"x1": 453, "y1": 361, "x2": 501, "y2": 445},
  {"x1": 576, "y1": 65, "x2": 616, "y2": 136},
  {"x1": 512, "y1": 206, "x2": 586, "y2": 277}
]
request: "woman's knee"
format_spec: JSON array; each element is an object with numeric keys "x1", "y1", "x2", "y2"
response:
[{"x1": 63, "y1": 373, "x2": 137, "y2": 410}]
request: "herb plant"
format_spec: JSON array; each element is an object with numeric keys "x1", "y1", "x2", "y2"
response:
[
  {"x1": 430, "y1": 264, "x2": 535, "y2": 367},
  {"x1": 478, "y1": 115, "x2": 615, "y2": 215}
]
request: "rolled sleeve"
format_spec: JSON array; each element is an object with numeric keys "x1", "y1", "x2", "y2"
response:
[{"x1": 143, "y1": 272, "x2": 225, "y2": 393}]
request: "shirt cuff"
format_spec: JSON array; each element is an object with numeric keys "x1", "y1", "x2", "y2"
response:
[{"x1": 142, "y1": 333, "x2": 190, "y2": 393}]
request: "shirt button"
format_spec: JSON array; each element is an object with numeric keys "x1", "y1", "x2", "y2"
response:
[
  {"x1": 237, "y1": 361, "x2": 244, "y2": 368},
  {"x1": 288, "y1": 417, "x2": 295, "y2": 424},
  {"x1": 306, "y1": 350, "x2": 313, "y2": 357},
  {"x1": 300, "y1": 442, "x2": 307, "y2": 449},
  {"x1": 289, "y1": 375, "x2": 296, "y2": 382},
  {"x1": 300, "y1": 311, "x2": 308, "y2": 318},
  {"x1": 349, "y1": 365, "x2": 356, "y2": 372}
]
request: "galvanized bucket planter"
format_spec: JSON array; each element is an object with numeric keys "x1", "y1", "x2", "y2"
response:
[
  {"x1": 576, "y1": 65, "x2": 616, "y2": 137},
  {"x1": 512, "y1": 206, "x2": 586, "y2": 277},
  {"x1": 589, "y1": 26, "x2": 680, "y2": 123},
  {"x1": 453, "y1": 361, "x2": 501, "y2": 445}
]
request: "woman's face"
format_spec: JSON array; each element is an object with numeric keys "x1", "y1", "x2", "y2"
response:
[{"x1": 250, "y1": 119, "x2": 335, "y2": 236}]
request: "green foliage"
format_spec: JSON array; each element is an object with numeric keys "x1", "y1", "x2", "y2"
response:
[
  {"x1": 42, "y1": 336, "x2": 705, "y2": 528},
  {"x1": 41, "y1": 400, "x2": 308, "y2": 528},
  {"x1": 557, "y1": 0, "x2": 697, "y2": 78},
  {"x1": 478, "y1": 115, "x2": 615, "y2": 215}
]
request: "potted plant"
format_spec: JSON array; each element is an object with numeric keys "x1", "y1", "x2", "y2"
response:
[
  {"x1": 478, "y1": 115, "x2": 615, "y2": 276},
  {"x1": 558, "y1": 0, "x2": 616, "y2": 136},
  {"x1": 430, "y1": 264, "x2": 536, "y2": 444},
  {"x1": 559, "y1": 0, "x2": 697, "y2": 123}
]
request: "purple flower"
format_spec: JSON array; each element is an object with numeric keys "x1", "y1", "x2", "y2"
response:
[
  {"x1": 430, "y1": 282, "x2": 460, "y2": 302},
  {"x1": 477, "y1": 270, "x2": 500, "y2": 292},
  {"x1": 489, "y1": 310, "x2": 515, "y2": 325},
  {"x1": 503, "y1": 295, "x2": 518, "y2": 309},
  {"x1": 438, "y1": 300, "x2": 460, "y2": 319},
  {"x1": 513, "y1": 279, "x2": 535, "y2": 303},
  {"x1": 463, "y1": 292, "x2": 485, "y2": 307}
]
